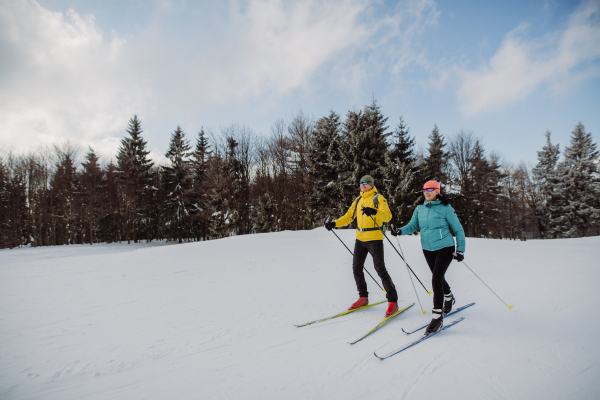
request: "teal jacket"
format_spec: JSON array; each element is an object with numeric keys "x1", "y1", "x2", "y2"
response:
[{"x1": 399, "y1": 199, "x2": 466, "y2": 252}]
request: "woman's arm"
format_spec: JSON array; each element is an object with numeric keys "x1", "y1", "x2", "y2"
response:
[
  {"x1": 446, "y1": 206, "x2": 465, "y2": 252},
  {"x1": 399, "y1": 207, "x2": 420, "y2": 235}
]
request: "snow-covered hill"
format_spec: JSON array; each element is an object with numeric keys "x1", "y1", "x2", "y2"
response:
[{"x1": 1, "y1": 230, "x2": 599, "y2": 399}]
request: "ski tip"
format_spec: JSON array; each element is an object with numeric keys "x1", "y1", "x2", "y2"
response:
[
  {"x1": 374, "y1": 352, "x2": 384, "y2": 360},
  {"x1": 508, "y1": 305, "x2": 513, "y2": 309}
]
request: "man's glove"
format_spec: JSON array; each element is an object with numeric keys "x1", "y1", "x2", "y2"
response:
[
  {"x1": 325, "y1": 221, "x2": 336, "y2": 231},
  {"x1": 390, "y1": 227, "x2": 401, "y2": 237},
  {"x1": 453, "y1": 251, "x2": 464, "y2": 262},
  {"x1": 361, "y1": 207, "x2": 377, "y2": 217}
]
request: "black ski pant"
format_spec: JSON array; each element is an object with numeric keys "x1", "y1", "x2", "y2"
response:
[
  {"x1": 352, "y1": 239, "x2": 398, "y2": 303},
  {"x1": 423, "y1": 245, "x2": 455, "y2": 310}
]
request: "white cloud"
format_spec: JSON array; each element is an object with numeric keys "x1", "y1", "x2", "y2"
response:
[
  {"x1": 141, "y1": 0, "x2": 376, "y2": 104},
  {"x1": 457, "y1": 0, "x2": 600, "y2": 118},
  {"x1": 0, "y1": 0, "x2": 154, "y2": 161},
  {"x1": 0, "y1": 0, "x2": 437, "y2": 162}
]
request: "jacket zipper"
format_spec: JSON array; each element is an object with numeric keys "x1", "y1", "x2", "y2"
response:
[{"x1": 427, "y1": 205, "x2": 431, "y2": 249}]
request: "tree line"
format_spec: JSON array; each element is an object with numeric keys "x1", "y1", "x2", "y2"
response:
[{"x1": 1, "y1": 99, "x2": 599, "y2": 249}]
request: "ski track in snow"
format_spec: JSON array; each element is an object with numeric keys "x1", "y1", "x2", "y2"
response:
[{"x1": 1, "y1": 231, "x2": 599, "y2": 399}]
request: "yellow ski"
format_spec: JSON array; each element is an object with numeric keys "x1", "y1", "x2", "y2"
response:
[
  {"x1": 348, "y1": 303, "x2": 415, "y2": 344},
  {"x1": 294, "y1": 301, "x2": 386, "y2": 327}
]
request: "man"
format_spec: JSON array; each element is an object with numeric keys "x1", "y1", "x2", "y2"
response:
[{"x1": 325, "y1": 175, "x2": 399, "y2": 316}]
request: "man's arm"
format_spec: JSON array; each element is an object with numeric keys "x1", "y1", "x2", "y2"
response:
[{"x1": 335, "y1": 199, "x2": 358, "y2": 227}]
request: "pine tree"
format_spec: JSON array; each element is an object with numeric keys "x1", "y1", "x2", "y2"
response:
[
  {"x1": 531, "y1": 131, "x2": 560, "y2": 238},
  {"x1": 162, "y1": 126, "x2": 192, "y2": 243},
  {"x1": 469, "y1": 141, "x2": 503, "y2": 237},
  {"x1": 549, "y1": 123, "x2": 600, "y2": 237},
  {"x1": 209, "y1": 137, "x2": 245, "y2": 238},
  {"x1": 0, "y1": 157, "x2": 11, "y2": 247},
  {"x1": 145, "y1": 166, "x2": 164, "y2": 243},
  {"x1": 98, "y1": 161, "x2": 121, "y2": 243},
  {"x1": 307, "y1": 111, "x2": 344, "y2": 223},
  {"x1": 3, "y1": 159, "x2": 29, "y2": 248},
  {"x1": 383, "y1": 116, "x2": 420, "y2": 227},
  {"x1": 253, "y1": 193, "x2": 275, "y2": 233},
  {"x1": 189, "y1": 129, "x2": 212, "y2": 240},
  {"x1": 336, "y1": 98, "x2": 390, "y2": 211},
  {"x1": 424, "y1": 124, "x2": 450, "y2": 185},
  {"x1": 116, "y1": 115, "x2": 154, "y2": 243},
  {"x1": 50, "y1": 145, "x2": 78, "y2": 245},
  {"x1": 208, "y1": 152, "x2": 229, "y2": 239},
  {"x1": 81, "y1": 147, "x2": 105, "y2": 244},
  {"x1": 388, "y1": 116, "x2": 415, "y2": 165}
]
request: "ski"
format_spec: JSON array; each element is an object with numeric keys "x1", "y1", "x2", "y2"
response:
[
  {"x1": 348, "y1": 303, "x2": 415, "y2": 345},
  {"x1": 401, "y1": 302, "x2": 475, "y2": 334},
  {"x1": 375, "y1": 317, "x2": 465, "y2": 360},
  {"x1": 294, "y1": 301, "x2": 386, "y2": 327}
]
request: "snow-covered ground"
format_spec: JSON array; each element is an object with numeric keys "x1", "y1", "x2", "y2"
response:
[{"x1": 1, "y1": 230, "x2": 599, "y2": 399}]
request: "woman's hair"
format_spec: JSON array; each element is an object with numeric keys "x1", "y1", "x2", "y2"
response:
[{"x1": 438, "y1": 193, "x2": 450, "y2": 206}]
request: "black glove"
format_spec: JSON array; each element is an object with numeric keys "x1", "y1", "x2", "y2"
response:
[
  {"x1": 453, "y1": 251, "x2": 464, "y2": 262},
  {"x1": 390, "y1": 227, "x2": 401, "y2": 236},
  {"x1": 361, "y1": 207, "x2": 377, "y2": 217},
  {"x1": 325, "y1": 221, "x2": 336, "y2": 231}
]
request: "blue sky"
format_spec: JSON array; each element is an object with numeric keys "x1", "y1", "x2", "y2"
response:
[{"x1": 1, "y1": 0, "x2": 598, "y2": 166}]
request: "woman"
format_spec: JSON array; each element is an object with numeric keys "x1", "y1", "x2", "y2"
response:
[{"x1": 390, "y1": 180, "x2": 465, "y2": 335}]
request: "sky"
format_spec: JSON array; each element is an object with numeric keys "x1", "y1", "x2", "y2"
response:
[{"x1": 0, "y1": 0, "x2": 599, "y2": 167}]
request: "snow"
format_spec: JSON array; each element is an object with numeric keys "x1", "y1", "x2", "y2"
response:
[{"x1": 1, "y1": 231, "x2": 599, "y2": 399}]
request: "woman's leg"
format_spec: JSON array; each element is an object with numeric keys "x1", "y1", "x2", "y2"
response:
[{"x1": 423, "y1": 246, "x2": 455, "y2": 309}]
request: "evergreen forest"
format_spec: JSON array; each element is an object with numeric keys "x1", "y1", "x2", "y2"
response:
[{"x1": 1, "y1": 100, "x2": 599, "y2": 249}]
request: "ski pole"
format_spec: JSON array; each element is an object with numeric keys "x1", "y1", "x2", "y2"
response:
[
  {"x1": 368, "y1": 215, "x2": 431, "y2": 295},
  {"x1": 395, "y1": 235, "x2": 426, "y2": 314},
  {"x1": 329, "y1": 229, "x2": 386, "y2": 293},
  {"x1": 460, "y1": 259, "x2": 513, "y2": 309}
]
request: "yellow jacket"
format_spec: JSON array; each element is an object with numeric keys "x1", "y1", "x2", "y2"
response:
[{"x1": 335, "y1": 187, "x2": 392, "y2": 242}]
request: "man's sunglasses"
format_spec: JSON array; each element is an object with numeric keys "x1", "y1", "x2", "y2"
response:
[
  {"x1": 423, "y1": 188, "x2": 439, "y2": 192},
  {"x1": 359, "y1": 181, "x2": 371, "y2": 186}
]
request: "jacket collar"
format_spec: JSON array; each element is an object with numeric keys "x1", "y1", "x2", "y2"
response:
[
  {"x1": 425, "y1": 199, "x2": 442, "y2": 207},
  {"x1": 360, "y1": 186, "x2": 378, "y2": 199}
]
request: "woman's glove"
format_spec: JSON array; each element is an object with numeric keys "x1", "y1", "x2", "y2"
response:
[
  {"x1": 324, "y1": 221, "x2": 336, "y2": 231},
  {"x1": 453, "y1": 251, "x2": 464, "y2": 262},
  {"x1": 390, "y1": 227, "x2": 401, "y2": 237}
]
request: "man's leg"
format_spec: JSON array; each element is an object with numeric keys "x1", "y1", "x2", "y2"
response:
[
  {"x1": 352, "y1": 240, "x2": 370, "y2": 298},
  {"x1": 367, "y1": 240, "x2": 398, "y2": 303}
]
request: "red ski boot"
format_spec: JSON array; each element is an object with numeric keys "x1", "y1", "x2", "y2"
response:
[
  {"x1": 348, "y1": 297, "x2": 368, "y2": 310},
  {"x1": 385, "y1": 302, "x2": 398, "y2": 317}
]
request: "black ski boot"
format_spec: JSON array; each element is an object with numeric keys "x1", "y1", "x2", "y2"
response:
[
  {"x1": 425, "y1": 309, "x2": 443, "y2": 335},
  {"x1": 442, "y1": 293, "x2": 455, "y2": 315}
]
